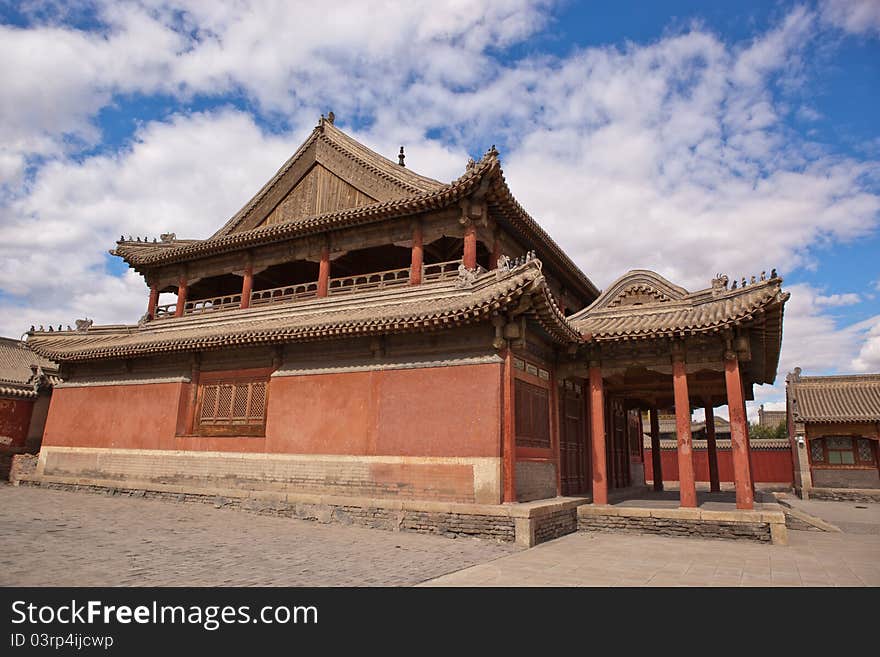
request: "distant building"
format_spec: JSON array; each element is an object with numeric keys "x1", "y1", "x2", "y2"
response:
[
  {"x1": 0, "y1": 337, "x2": 60, "y2": 476},
  {"x1": 757, "y1": 404, "x2": 785, "y2": 428},
  {"x1": 642, "y1": 412, "x2": 792, "y2": 487},
  {"x1": 786, "y1": 369, "x2": 880, "y2": 498}
]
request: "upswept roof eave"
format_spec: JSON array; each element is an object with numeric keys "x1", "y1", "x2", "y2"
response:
[{"x1": 485, "y1": 171, "x2": 600, "y2": 301}]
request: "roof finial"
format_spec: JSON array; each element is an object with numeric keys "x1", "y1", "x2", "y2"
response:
[
  {"x1": 398, "y1": 146, "x2": 405, "y2": 167},
  {"x1": 327, "y1": 111, "x2": 335, "y2": 124}
]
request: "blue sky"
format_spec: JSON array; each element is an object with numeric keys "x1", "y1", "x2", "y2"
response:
[{"x1": 1, "y1": 0, "x2": 878, "y2": 412}]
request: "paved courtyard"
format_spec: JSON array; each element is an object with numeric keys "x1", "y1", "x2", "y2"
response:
[
  {"x1": 0, "y1": 486, "x2": 518, "y2": 586},
  {"x1": 1, "y1": 485, "x2": 877, "y2": 586}
]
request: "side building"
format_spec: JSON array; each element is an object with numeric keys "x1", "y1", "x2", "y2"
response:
[
  {"x1": 0, "y1": 337, "x2": 60, "y2": 478},
  {"x1": 787, "y1": 369, "x2": 880, "y2": 500}
]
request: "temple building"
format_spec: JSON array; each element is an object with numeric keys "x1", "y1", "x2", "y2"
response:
[
  {"x1": 787, "y1": 369, "x2": 880, "y2": 498},
  {"x1": 25, "y1": 115, "x2": 789, "y2": 519}
]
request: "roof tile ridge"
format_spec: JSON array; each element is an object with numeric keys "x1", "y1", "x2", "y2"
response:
[
  {"x1": 318, "y1": 126, "x2": 444, "y2": 192},
  {"x1": 212, "y1": 127, "x2": 323, "y2": 237}
]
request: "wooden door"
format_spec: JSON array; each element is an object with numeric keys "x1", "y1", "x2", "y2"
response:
[{"x1": 560, "y1": 380, "x2": 589, "y2": 495}]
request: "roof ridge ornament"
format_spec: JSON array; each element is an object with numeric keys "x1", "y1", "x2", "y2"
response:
[
  {"x1": 711, "y1": 274, "x2": 729, "y2": 296},
  {"x1": 398, "y1": 146, "x2": 405, "y2": 167}
]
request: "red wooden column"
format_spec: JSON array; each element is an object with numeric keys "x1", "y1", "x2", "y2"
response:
[
  {"x1": 146, "y1": 282, "x2": 159, "y2": 320},
  {"x1": 650, "y1": 408, "x2": 663, "y2": 491},
  {"x1": 174, "y1": 275, "x2": 188, "y2": 318},
  {"x1": 672, "y1": 357, "x2": 697, "y2": 508},
  {"x1": 589, "y1": 362, "x2": 608, "y2": 505},
  {"x1": 409, "y1": 222, "x2": 423, "y2": 285},
  {"x1": 463, "y1": 221, "x2": 477, "y2": 270},
  {"x1": 725, "y1": 353, "x2": 754, "y2": 509},
  {"x1": 550, "y1": 369, "x2": 562, "y2": 497},
  {"x1": 741, "y1": 378, "x2": 756, "y2": 495},
  {"x1": 502, "y1": 348, "x2": 516, "y2": 503},
  {"x1": 317, "y1": 245, "x2": 330, "y2": 298},
  {"x1": 704, "y1": 401, "x2": 721, "y2": 492},
  {"x1": 490, "y1": 229, "x2": 501, "y2": 270},
  {"x1": 240, "y1": 264, "x2": 254, "y2": 309}
]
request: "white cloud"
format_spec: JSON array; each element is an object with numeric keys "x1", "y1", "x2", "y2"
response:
[
  {"x1": 0, "y1": 109, "x2": 300, "y2": 335},
  {"x1": 852, "y1": 319, "x2": 880, "y2": 371},
  {"x1": 814, "y1": 292, "x2": 862, "y2": 306},
  {"x1": 0, "y1": 0, "x2": 549, "y2": 187},
  {"x1": 821, "y1": 0, "x2": 880, "y2": 36}
]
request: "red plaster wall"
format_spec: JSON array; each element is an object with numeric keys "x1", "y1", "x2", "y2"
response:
[
  {"x1": 265, "y1": 363, "x2": 502, "y2": 457},
  {"x1": 42, "y1": 383, "x2": 185, "y2": 451},
  {"x1": 41, "y1": 362, "x2": 502, "y2": 458},
  {"x1": 0, "y1": 398, "x2": 35, "y2": 448},
  {"x1": 644, "y1": 448, "x2": 793, "y2": 484}
]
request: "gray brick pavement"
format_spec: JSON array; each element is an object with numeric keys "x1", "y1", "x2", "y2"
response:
[{"x1": 0, "y1": 486, "x2": 517, "y2": 586}]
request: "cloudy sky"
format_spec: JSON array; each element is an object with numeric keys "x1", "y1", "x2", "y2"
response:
[{"x1": 1, "y1": 0, "x2": 878, "y2": 415}]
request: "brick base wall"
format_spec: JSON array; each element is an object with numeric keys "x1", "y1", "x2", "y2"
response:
[
  {"x1": 20, "y1": 479, "x2": 517, "y2": 542},
  {"x1": 38, "y1": 447, "x2": 500, "y2": 504},
  {"x1": 809, "y1": 488, "x2": 880, "y2": 503},
  {"x1": 533, "y1": 508, "x2": 577, "y2": 544},
  {"x1": 578, "y1": 514, "x2": 772, "y2": 542}
]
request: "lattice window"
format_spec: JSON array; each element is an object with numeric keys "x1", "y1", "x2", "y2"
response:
[
  {"x1": 196, "y1": 378, "x2": 267, "y2": 436},
  {"x1": 826, "y1": 436, "x2": 855, "y2": 465},
  {"x1": 858, "y1": 439, "x2": 875, "y2": 464},
  {"x1": 812, "y1": 436, "x2": 877, "y2": 466},
  {"x1": 810, "y1": 439, "x2": 824, "y2": 463}
]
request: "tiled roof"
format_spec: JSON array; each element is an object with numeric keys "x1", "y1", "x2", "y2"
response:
[
  {"x1": 569, "y1": 270, "x2": 788, "y2": 341},
  {"x1": 787, "y1": 370, "x2": 880, "y2": 423},
  {"x1": 0, "y1": 337, "x2": 60, "y2": 398},
  {"x1": 26, "y1": 260, "x2": 579, "y2": 362},
  {"x1": 110, "y1": 121, "x2": 600, "y2": 301},
  {"x1": 111, "y1": 153, "x2": 495, "y2": 268}
]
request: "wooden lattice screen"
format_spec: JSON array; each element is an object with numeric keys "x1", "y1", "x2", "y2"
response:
[{"x1": 197, "y1": 378, "x2": 267, "y2": 436}]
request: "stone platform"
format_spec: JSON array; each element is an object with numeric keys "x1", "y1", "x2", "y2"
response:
[
  {"x1": 579, "y1": 489, "x2": 788, "y2": 544},
  {"x1": 15, "y1": 472, "x2": 587, "y2": 547}
]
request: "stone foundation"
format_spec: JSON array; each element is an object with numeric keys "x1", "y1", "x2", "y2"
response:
[
  {"x1": 808, "y1": 488, "x2": 880, "y2": 503},
  {"x1": 577, "y1": 505, "x2": 787, "y2": 545},
  {"x1": 18, "y1": 475, "x2": 588, "y2": 547},
  {"x1": 8, "y1": 453, "x2": 38, "y2": 483},
  {"x1": 533, "y1": 508, "x2": 578, "y2": 544}
]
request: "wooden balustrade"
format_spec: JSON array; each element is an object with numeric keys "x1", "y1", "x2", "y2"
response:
[
  {"x1": 154, "y1": 303, "x2": 177, "y2": 318},
  {"x1": 151, "y1": 259, "x2": 464, "y2": 320},
  {"x1": 185, "y1": 293, "x2": 243, "y2": 315},
  {"x1": 250, "y1": 282, "x2": 319, "y2": 306},
  {"x1": 422, "y1": 260, "x2": 461, "y2": 282},
  {"x1": 327, "y1": 266, "x2": 411, "y2": 295}
]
